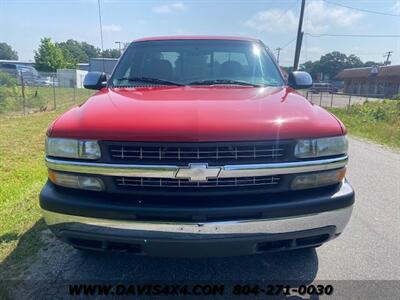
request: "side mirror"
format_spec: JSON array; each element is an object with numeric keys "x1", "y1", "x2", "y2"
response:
[
  {"x1": 84, "y1": 72, "x2": 107, "y2": 90},
  {"x1": 288, "y1": 71, "x2": 312, "y2": 89}
]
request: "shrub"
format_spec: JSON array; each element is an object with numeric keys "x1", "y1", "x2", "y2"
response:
[
  {"x1": 0, "y1": 72, "x2": 46, "y2": 113},
  {"x1": 0, "y1": 71, "x2": 18, "y2": 86},
  {"x1": 0, "y1": 72, "x2": 20, "y2": 113},
  {"x1": 329, "y1": 100, "x2": 400, "y2": 149}
]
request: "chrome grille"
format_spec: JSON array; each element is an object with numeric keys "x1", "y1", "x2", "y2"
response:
[
  {"x1": 115, "y1": 176, "x2": 280, "y2": 188},
  {"x1": 107, "y1": 142, "x2": 287, "y2": 165}
]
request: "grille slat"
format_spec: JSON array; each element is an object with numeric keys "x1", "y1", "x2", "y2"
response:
[
  {"x1": 111, "y1": 149, "x2": 283, "y2": 154},
  {"x1": 115, "y1": 176, "x2": 280, "y2": 188},
  {"x1": 110, "y1": 154, "x2": 284, "y2": 159},
  {"x1": 108, "y1": 143, "x2": 287, "y2": 164}
]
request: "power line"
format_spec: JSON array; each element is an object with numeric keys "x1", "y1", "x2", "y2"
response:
[
  {"x1": 305, "y1": 33, "x2": 400, "y2": 38},
  {"x1": 279, "y1": 37, "x2": 297, "y2": 49},
  {"x1": 323, "y1": 0, "x2": 400, "y2": 17},
  {"x1": 273, "y1": 0, "x2": 300, "y2": 25},
  {"x1": 270, "y1": 0, "x2": 298, "y2": 51}
]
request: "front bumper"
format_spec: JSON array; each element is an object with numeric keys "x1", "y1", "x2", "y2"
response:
[{"x1": 40, "y1": 181, "x2": 354, "y2": 257}]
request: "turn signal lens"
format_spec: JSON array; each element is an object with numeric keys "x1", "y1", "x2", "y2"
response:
[
  {"x1": 291, "y1": 168, "x2": 346, "y2": 190},
  {"x1": 48, "y1": 170, "x2": 104, "y2": 191}
]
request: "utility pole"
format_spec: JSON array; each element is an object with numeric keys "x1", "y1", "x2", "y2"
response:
[
  {"x1": 115, "y1": 41, "x2": 122, "y2": 56},
  {"x1": 276, "y1": 47, "x2": 282, "y2": 64},
  {"x1": 383, "y1": 51, "x2": 393, "y2": 65},
  {"x1": 293, "y1": 0, "x2": 306, "y2": 70},
  {"x1": 97, "y1": 0, "x2": 105, "y2": 72}
]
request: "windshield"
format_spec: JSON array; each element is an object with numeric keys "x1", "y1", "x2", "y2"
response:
[{"x1": 110, "y1": 39, "x2": 284, "y2": 87}]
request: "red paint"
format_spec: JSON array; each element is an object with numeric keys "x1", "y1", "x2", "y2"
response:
[
  {"x1": 133, "y1": 36, "x2": 260, "y2": 43},
  {"x1": 49, "y1": 86, "x2": 345, "y2": 142}
]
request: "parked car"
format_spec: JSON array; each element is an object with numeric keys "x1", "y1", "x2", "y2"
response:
[
  {"x1": 40, "y1": 36, "x2": 354, "y2": 257},
  {"x1": 0, "y1": 63, "x2": 40, "y2": 86},
  {"x1": 309, "y1": 82, "x2": 338, "y2": 94},
  {"x1": 36, "y1": 76, "x2": 54, "y2": 87}
]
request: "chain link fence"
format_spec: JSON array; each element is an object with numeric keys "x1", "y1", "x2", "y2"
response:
[
  {"x1": 304, "y1": 91, "x2": 384, "y2": 109},
  {"x1": 0, "y1": 70, "x2": 93, "y2": 116}
]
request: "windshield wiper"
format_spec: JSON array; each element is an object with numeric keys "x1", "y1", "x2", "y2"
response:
[
  {"x1": 188, "y1": 79, "x2": 262, "y2": 87},
  {"x1": 115, "y1": 77, "x2": 184, "y2": 86}
]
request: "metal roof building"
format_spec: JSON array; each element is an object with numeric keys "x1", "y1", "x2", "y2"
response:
[
  {"x1": 335, "y1": 65, "x2": 400, "y2": 98},
  {"x1": 0, "y1": 59, "x2": 36, "y2": 68}
]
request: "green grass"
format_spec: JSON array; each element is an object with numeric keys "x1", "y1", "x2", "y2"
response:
[
  {"x1": 329, "y1": 100, "x2": 400, "y2": 149},
  {"x1": 0, "y1": 108, "x2": 71, "y2": 279},
  {"x1": 0, "y1": 86, "x2": 92, "y2": 115},
  {"x1": 31, "y1": 86, "x2": 92, "y2": 109}
]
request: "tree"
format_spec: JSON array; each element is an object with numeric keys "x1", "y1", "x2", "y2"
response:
[
  {"x1": 0, "y1": 42, "x2": 18, "y2": 60},
  {"x1": 101, "y1": 48, "x2": 120, "y2": 58},
  {"x1": 345, "y1": 54, "x2": 363, "y2": 69},
  {"x1": 57, "y1": 39, "x2": 87, "y2": 64},
  {"x1": 81, "y1": 42, "x2": 100, "y2": 60},
  {"x1": 57, "y1": 40, "x2": 101, "y2": 63},
  {"x1": 300, "y1": 60, "x2": 321, "y2": 79},
  {"x1": 363, "y1": 61, "x2": 383, "y2": 67},
  {"x1": 281, "y1": 66, "x2": 293, "y2": 74},
  {"x1": 318, "y1": 51, "x2": 348, "y2": 79},
  {"x1": 34, "y1": 38, "x2": 72, "y2": 71},
  {"x1": 300, "y1": 51, "x2": 365, "y2": 80}
]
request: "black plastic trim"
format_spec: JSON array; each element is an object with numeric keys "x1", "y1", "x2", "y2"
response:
[
  {"x1": 40, "y1": 180, "x2": 354, "y2": 222},
  {"x1": 51, "y1": 226, "x2": 336, "y2": 257}
]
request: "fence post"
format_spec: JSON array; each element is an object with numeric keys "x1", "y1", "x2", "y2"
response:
[
  {"x1": 20, "y1": 71, "x2": 26, "y2": 115},
  {"x1": 52, "y1": 74, "x2": 56, "y2": 110},
  {"x1": 319, "y1": 92, "x2": 323, "y2": 106},
  {"x1": 347, "y1": 94, "x2": 352, "y2": 109},
  {"x1": 310, "y1": 92, "x2": 313, "y2": 104},
  {"x1": 73, "y1": 78, "x2": 77, "y2": 103},
  {"x1": 330, "y1": 92, "x2": 334, "y2": 108}
]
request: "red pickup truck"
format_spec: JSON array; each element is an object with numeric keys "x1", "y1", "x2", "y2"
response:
[{"x1": 40, "y1": 36, "x2": 354, "y2": 257}]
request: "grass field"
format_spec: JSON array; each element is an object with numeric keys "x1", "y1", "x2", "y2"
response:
[
  {"x1": 329, "y1": 100, "x2": 400, "y2": 149},
  {"x1": 0, "y1": 109, "x2": 68, "y2": 278}
]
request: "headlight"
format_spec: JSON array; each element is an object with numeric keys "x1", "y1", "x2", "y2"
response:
[
  {"x1": 46, "y1": 138, "x2": 101, "y2": 160},
  {"x1": 291, "y1": 168, "x2": 346, "y2": 190},
  {"x1": 295, "y1": 136, "x2": 348, "y2": 158},
  {"x1": 48, "y1": 170, "x2": 104, "y2": 191}
]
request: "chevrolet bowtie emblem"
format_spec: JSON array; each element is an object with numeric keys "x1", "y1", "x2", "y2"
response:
[{"x1": 175, "y1": 163, "x2": 221, "y2": 182}]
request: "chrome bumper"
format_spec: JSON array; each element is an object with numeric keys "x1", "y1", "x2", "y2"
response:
[{"x1": 42, "y1": 205, "x2": 353, "y2": 240}]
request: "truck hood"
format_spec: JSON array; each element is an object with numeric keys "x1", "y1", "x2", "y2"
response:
[{"x1": 49, "y1": 86, "x2": 344, "y2": 141}]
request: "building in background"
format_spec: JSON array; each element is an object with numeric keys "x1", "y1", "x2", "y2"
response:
[
  {"x1": 77, "y1": 63, "x2": 89, "y2": 72},
  {"x1": 57, "y1": 69, "x2": 88, "y2": 88},
  {"x1": 0, "y1": 59, "x2": 35, "y2": 67},
  {"x1": 335, "y1": 65, "x2": 400, "y2": 98},
  {"x1": 88, "y1": 58, "x2": 118, "y2": 75}
]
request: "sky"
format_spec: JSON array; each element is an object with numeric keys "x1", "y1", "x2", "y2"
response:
[{"x1": 1, "y1": 0, "x2": 400, "y2": 66}]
